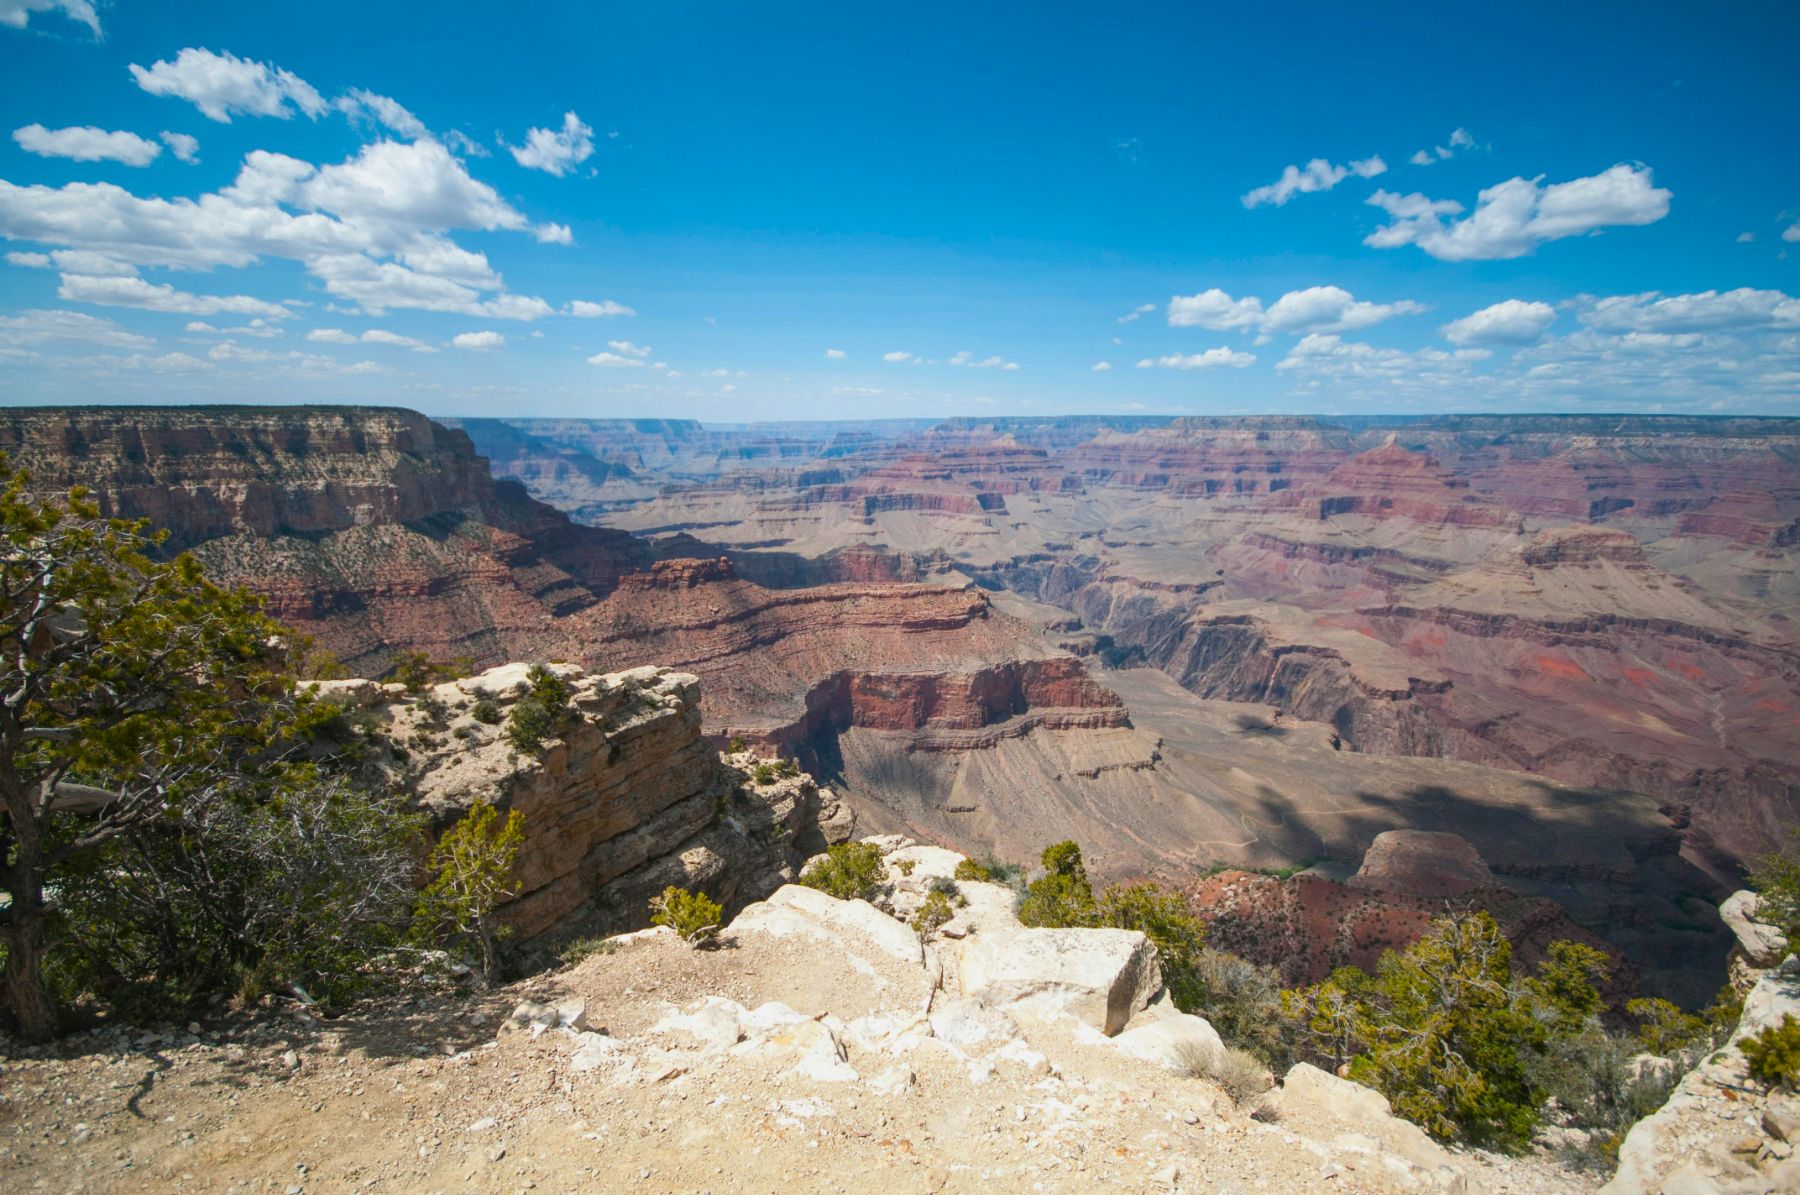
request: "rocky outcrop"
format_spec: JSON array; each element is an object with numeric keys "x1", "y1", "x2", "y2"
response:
[
  {"x1": 1603, "y1": 957, "x2": 1800, "y2": 1194},
  {"x1": 312, "y1": 662, "x2": 853, "y2": 940},
  {"x1": 1721, "y1": 890, "x2": 1791, "y2": 970}
]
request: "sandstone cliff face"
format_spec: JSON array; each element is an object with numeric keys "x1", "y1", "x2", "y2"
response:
[{"x1": 311, "y1": 662, "x2": 853, "y2": 940}]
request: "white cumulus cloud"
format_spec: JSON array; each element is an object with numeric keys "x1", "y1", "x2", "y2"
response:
[
  {"x1": 0, "y1": 308, "x2": 152, "y2": 348},
  {"x1": 0, "y1": 1, "x2": 98, "y2": 35},
  {"x1": 1167, "y1": 285, "x2": 1423, "y2": 335},
  {"x1": 1117, "y1": 302, "x2": 1157, "y2": 324},
  {"x1": 130, "y1": 48, "x2": 328, "y2": 123},
  {"x1": 1243, "y1": 155, "x2": 1385, "y2": 208},
  {"x1": 160, "y1": 131, "x2": 200, "y2": 163},
  {"x1": 335, "y1": 89, "x2": 429, "y2": 140},
  {"x1": 1135, "y1": 348, "x2": 1256, "y2": 370},
  {"x1": 1091, "y1": 361, "x2": 1112, "y2": 371},
  {"x1": 306, "y1": 327, "x2": 434, "y2": 351},
  {"x1": 1578, "y1": 288, "x2": 1800, "y2": 333},
  {"x1": 1441, "y1": 299, "x2": 1557, "y2": 346},
  {"x1": 824, "y1": 348, "x2": 846, "y2": 359},
  {"x1": 586, "y1": 351, "x2": 646, "y2": 367},
  {"x1": 567, "y1": 299, "x2": 634, "y2": 318},
  {"x1": 607, "y1": 339, "x2": 651, "y2": 357},
  {"x1": 882, "y1": 350, "x2": 915, "y2": 363},
  {"x1": 58, "y1": 271, "x2": 293, "y2": 319},
  {"x1": 13, "y1": 124, "x2": 162, "y2": 166},
  {"x1": 509, "y1": 112, "x2": 595, "y2": 177},
  {"x1": 451, "y1": 330, "x2": 504, "y2": 351},
  {"x1": 1408, "y1": 127, "x2": 1476, "y2": 166},
  {"x1": 1365, "y1": 164, "x2": 1672, "y2": 261}
]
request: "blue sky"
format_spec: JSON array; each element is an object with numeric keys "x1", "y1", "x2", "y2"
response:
[{"x1": 1, "y1": 0, "x2": 1797, "y2": 420}]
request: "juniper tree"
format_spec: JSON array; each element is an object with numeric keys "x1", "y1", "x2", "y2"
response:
[{"x1": 0, "y1": 463, "x2": 300, "y2": 1039}]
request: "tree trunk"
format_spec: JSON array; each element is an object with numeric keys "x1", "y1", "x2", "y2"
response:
[
  {"x1": 3, "y1": 765, "x2": 60, "y2": 1042},
  {"x1": 2, "y1": 910, "x2": 59, "y2": 1042},
  {"x1": 477, "y1": 920, "x2": 496, "y2": 989}
]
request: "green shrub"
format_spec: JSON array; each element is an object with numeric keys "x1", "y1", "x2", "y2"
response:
[
  {"x1": 1018, "y1": 840, "x2": 1099, "y2": 928},
  {"x1": 727, "y1": 735, "x2": 747, "y2": 753},
  {"x1": 1286, "y1": 912, "x2": 1547, "y2": 1149},
  {"x1": 505, "y1": 665, "x2": 575, "y2": 753},
  {"x1": 751, "y1": 762, "x2": 778, "y2": 785},
  {"x1": 798, "y1": 842, "x2": 887, "y2": 902},
  {"x1": 1526, "y1": 1018, "x2": 1678, "y2": 1168},
  {"x1": 954, "y1": 858, "x2": 991, "y2": 882},
  {"x1": 1743, "y1": 1014, "x2": 1800, "y2": 1088},
  {"x1": 1750, "y1": 830, "x2": 1800, "y2": 956},
  {"x1": 649, "y1": 886, "x2": 723, "y2": 947},
  {"x1": 470, "y1": 697, "x2": 503, "y2": 725},
  {"x1": 914, "y1": 889, "x2": 955, "y2": 940},
  {"x1": 1099, "y1": 880, "x2": 1208, "y2": 1011},
  {"x1": 895, "y1": 858, "x2": 917, "y2": 877},
  {"x1": 413, "y1": 801, "x2": 525, "y2": 985},
  {"x1": 1626, "y1": 996, "x2": 1710, "y2": 1055},
  {"x1": 559, "y1": 936, "x2": 617, "y2": 965}
]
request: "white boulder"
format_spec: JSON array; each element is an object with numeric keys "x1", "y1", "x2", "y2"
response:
[
  {"x1": 957, "y1": 926, "x2": 1161, "y2": 1035},
  {"x1": 1112, "y1": 1010, "x2": 1227, "y2": 1078},
  {"x1": 1260, "y1": 1063, "x2": 1462, "y2": 1180},
  {"x1": 1720, "y1": 889, "x2": 1789, "y2": 967}
]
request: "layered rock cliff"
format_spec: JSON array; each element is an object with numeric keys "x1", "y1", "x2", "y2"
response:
[
  {"x1": 309, "y1": 661, "x2": 854, "y2": 940},
  {"x1": 0, "y1": 406, "x2": 652, "y2": 676}
]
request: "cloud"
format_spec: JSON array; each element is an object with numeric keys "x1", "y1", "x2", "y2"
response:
[
  {"x1": 1167, "y1": 288, "x2": 1263, "y2": 331},
  {"x1": 1242, "y1": 155, "x2": 1386, "y2": 208},
  {"x1": 1737, "y1": 232, "x2": 1756, "y2": 244},
  {"x1": 882, "y1": 350, "x2": 915, "y2": 363},
  {"x1": 0, "y1": 308, "x2": 152, "y2": 348},
  {"x1": 1364, "y1": 163, "x2": 1672, "y2": 261},
  {"x1": 1408, "y1": 127, "x2": 1476, "y2": 166},
  {"x1": 1091, "y1": 361, "x2": 1112, "y2": 371},
  {"x1": 1261, "y1": 286, "x2": 1425, "y2": 335},
  {"x1": 824, "y1": 348, "x2": 846, "y2": 359},
  {"x1": 58, "y1": 271, "x2": 293, "y2": 319},
  {"x1": 586, "y1": 350, "x2": 645, "y2": 367},
  {"x1": 947, "y1": 350, "x2": 1019, "y2": 370},
  {"x1": 534, "y1": 222, "x2": 573, "y2": 245},
  {"x1": 335, "y1": 89, "x2": 429, "y2": 140},
  {"x1": 186, "y1": 317, "x2": 282, "y2": 338},
  {"x1": 1577, "y1": 288, "x2": 1800, "y2": 333},
  {"x1": 0, "y1": 1, "x2": 98, "y2": 35},
  {"x1": 1167, "y1": 285, "x2": 1423, "y2": 335},
  {"x1": 0, "y1": 137, "x2": 561, "y2": 319},
  {"x1": 1135, "y1": 348, "x2": 1256, "y2": 370},
  {"x1": 160, "y1": 131, "x2": 200, "y2": 163},
  {"x1": 1441, "y1": 299, "x2": 1557, "y2": 346},
  {"x1": 4, "y1": 251, "x2": 49, "y2": 267},
  {"x1": 130, "y1": 48, "x2": 328, "y2": 123},
  {"x1": 606, "y1": 338, "x2": 651, "y2": 357},
  {"x1": 118, "y1": 351, "x2": 213, "y2": 372},
  {"x1": 567, "y1": 299, "x2": 634, "y2": 318},
  {"x1": 451, "y1": 330, "x2": 504, "y2": 351},
  {"x1": 1117, "y1": 302, "x2": 1156, "y2": 324},
  {"x1": 14, "y1": 124, "x2": 162, "y2": 166},
  {"x1": 1785, "y1": 221, "x2": 1800, "y2": 244},
  {"x1": 509, "y1": 112, "x2": 595, "y2": 177},
  {"x1": 1276, "y1": 333, "x2": 1489, "y2": 378},
  {"x1": 306, "y1": 326, "x2": 434, "y2": 351}
]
